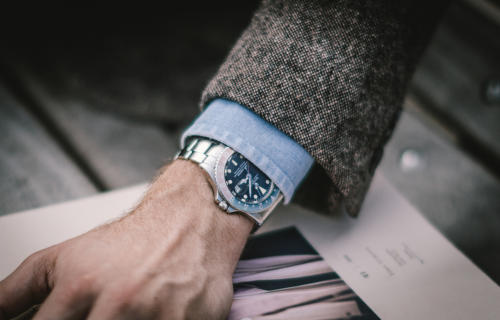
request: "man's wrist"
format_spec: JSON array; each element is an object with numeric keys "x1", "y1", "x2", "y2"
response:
[{"x1": 131, "y1": 159, "x2": 252, "y2": 274}]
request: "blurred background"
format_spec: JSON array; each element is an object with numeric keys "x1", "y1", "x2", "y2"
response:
[{"x1": 0, "y1": 1, "x2": 499, "y2": 283}]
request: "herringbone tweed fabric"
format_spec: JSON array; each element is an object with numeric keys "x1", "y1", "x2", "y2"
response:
[{"x1": 201, "y1": 0, "x2": 448, "y2": 216}]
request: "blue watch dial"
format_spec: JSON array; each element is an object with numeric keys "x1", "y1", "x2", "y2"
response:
[{"x1": 224, "y1": 153, "x2": 275, "y2": 205}]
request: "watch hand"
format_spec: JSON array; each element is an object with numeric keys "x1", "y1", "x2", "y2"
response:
[
  {"x1": 248, "y1": 174, "x2": 252, "y2": 198},
  {"x1": 254, "y1": 182, "x2": 268, "y2": 197},
  {"x1": 254, "y1": 182, "x2": 262, "y2": 196},
  {"x1": 237, "y1": 177, "x2": 247, "y2": 186}
]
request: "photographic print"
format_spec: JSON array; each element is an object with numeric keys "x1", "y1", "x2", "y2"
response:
[{"x1": 229, "y1": 227, "x2": 379, "y2": 320}]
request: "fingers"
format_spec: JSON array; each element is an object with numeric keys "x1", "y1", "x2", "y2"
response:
[
  {"x1": 86, "y1": 293, "x2": 149, "y2": 320},
  {"x1": 86, "y1": 284, "x2": 161, "y2": 320},
  {"x1": 32, "y1": 286, "x2": 93, "y2": 320},
  {"x1": 0, "y1": 249, "x2": 55, "y2": 319}
]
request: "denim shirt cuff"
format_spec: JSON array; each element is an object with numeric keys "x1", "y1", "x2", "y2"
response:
[{"x1": 180, "y1": 99, "x2": 314, "y2": 204}]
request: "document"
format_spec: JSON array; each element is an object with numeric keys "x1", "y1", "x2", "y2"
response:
[
  {"x1": 230, "y1": 227, "x2": 379, "y2": 319},
  {"x1": 1, "y1": 173, "x2": 499, "y2": 319}
]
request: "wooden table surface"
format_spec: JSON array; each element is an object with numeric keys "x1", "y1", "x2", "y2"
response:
[{"x1": 1, "y1": 1, "x2": 499, "y2": 284}]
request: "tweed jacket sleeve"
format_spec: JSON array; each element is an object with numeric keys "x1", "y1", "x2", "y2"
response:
[{"x1": 200, "y1": 0, "x2": 448, "y2": 216}]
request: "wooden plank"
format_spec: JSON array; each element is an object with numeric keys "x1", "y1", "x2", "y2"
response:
[
  {"x1": 408, "y1": 1, "x2": 500, "y2": 174},
  {"x1": 13, "y1": 69, "x2": 179, "y2": 189},
  {"x1": 0, "y1": 84, "x2": 97, "y2": 215},
  {"x1": 0, "y1": 3, "x2": 257, "y2": 208},
  {"x1": 379, "y1": 99, "x2": 500, "y2": 283}
]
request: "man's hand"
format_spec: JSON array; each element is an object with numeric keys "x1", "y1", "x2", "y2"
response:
[{"x1": 0, "y1": 160, "x2": 253, "y2": 319}]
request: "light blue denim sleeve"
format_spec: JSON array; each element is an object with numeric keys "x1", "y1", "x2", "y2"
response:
[{"x1": 181, "y1": 99, "x2": 314, "y2": 204}]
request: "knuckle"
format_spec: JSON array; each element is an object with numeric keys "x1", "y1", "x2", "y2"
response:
[
  {"x1": 23, "y1": 250, "x2": 46, "y2": 267},
  {"x1": 59, "y1": 274, "x2": 98, "y2": 303},
  {"x1": 105, "y1": 286, "x2": 151, "y2": 316},
  {"x1": 23, "y1": 247, "x2": 57, "y2": 274},
  {"x1": 127, "y1": 298, "x2": 155, "y2": 318},
  {"x1": 106, "y1": 282, "x2": 142, "y2": 307},
  {"x1": 67, "y1": 275, "x2": 95, "y2": 296}
]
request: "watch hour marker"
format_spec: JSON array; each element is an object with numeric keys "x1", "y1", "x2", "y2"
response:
[
  {"x1": 265, "y1": 180, "x2": 270, "y2": 184},
  {"x1": 225, "y1": 169, "x2": 231, "y2": 174},
  {"x1": 232, "y1": 160, "x2": 238, "y2": 166},
  {"x1": 253, "y1": 194, "x2": 258, "y2": 199},
  {"x1": 243, "y1": 194, "x2": 248, "y2": 199},
  {"x1": 227, "y1": 180, "x2": 232, "y2": 185},
  {"x1": 259, "y1": 186, "x2": 267, "y2": 195}
]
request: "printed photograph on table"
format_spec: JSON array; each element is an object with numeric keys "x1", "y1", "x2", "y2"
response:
[{"x1": 230, "y1": 227, "x2": 379, "y2": 320}]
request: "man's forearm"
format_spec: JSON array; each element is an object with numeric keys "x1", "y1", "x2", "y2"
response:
[{"x1": 0, "y1": 160, "x2": 252, "y2": 319}]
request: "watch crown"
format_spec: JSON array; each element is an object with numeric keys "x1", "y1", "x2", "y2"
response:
[{"x1": 218, "y1": 201, "x2": 229, "y2": 211}]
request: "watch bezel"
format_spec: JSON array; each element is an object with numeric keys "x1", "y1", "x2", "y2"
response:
[{"x1": 215, "y1": 148, "x2": 280, "y2": 214}]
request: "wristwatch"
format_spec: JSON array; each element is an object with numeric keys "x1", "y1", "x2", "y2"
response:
[{"x1": 175, "y1": 137, "x2": 283, "y2": 228}]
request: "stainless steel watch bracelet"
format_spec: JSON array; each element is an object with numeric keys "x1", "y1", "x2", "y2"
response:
[
  {"x1": 175, "y1": 137, "x2": 226, "y2": 183},
  {"x1": 175, "y1": 137, "x2": 282, "y2": 228}
]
